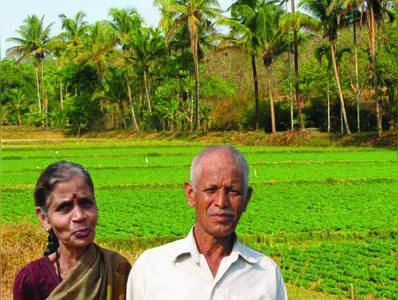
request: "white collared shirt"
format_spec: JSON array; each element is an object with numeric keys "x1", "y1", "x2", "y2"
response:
[{"x1": 127, "y1": 229, "x2": 287, "y2": 300}]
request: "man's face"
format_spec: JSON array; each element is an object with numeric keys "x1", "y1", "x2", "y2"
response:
[{"x1": 184, "y1": 150, "x2": 252, "y2": 239}]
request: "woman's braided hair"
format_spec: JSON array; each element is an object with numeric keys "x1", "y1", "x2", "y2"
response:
[{"x1": 34, "y1": 161, "x2": 94, "y2": 256}]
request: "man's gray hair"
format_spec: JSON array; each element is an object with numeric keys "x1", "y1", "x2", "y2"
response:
[{"x1": 190, "y1": 145, "x2": 249, "y2": 196}]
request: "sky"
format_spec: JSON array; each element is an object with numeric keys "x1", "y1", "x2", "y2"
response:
[{"x1": 1, "y1": 0, "x2": 234, "y2": 58}]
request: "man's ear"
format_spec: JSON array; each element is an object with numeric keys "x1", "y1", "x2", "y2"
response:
[
  {"x1": 36, "y1": 207, "x2": 50, "y2": 231},
  {"x1": 243, "y1": 186, "x2": 253, "y2": 212},
  {"x1": 184, "y1": 181, "x2": 196, "y2": 207}
]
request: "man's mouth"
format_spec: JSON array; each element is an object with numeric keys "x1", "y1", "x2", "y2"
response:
[{"x1": 212, "y1": 212, "x2": 234, "y2": 221}]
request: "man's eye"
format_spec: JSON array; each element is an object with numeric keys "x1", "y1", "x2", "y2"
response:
[
  {"x1": 228, "y1": 189, "x2": 241, "y2": 196},
  {"x1": 56, "y1": 203, "x2": 72, "y2": 212},
  {"x1": 205, "y1": 187, "x2": 217, "y2": 193}
]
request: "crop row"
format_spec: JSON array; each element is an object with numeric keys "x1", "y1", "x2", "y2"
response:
[
  {"x1": 2, "y1": 161, "x2": 396, "y2": 188},
  {"x1": 3, "y1": 182, "x2": 397, "y2": 237},
  {"x1": 2, "y1": 144, "x2": 394, "y2": 158},
  {"x1": 2, "y1": 152, "x2": 396, "y2": 173},
  {"x1": 255, "y1": 239, "x2": 397, "y2": 299}
]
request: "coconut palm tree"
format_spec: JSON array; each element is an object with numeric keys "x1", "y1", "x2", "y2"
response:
[
  {"x1": 360, "y1": 0, "x2": 393, "y2": 136},
  {"x1": 85, "y1": 21, "x2": 117, "y2": 88},
  {"x1": 155, "y1": 0, "x2": 221, "y2": 131},
  {"x1": 315, "y1": 45, "x2": 351, "y2": 133},
  {"x1": 126, "y1": 27, "x2": 166, "y2": 116},
  {"x1": 223, "y1": 0, "x2": 262, "y2": 130},
  {"x1": 58, "y1": 11, "x2": 89, "y2": 59},
  {"x1": 109, "y1": 8, "x2": 141, "y2": 131},
  {"x1": 279, "y1": 0, "x2": 304, "y2": 129},
  {"x1": 7, "y1": 15, "x2": 52, "y2": 122},
  {"x1": 257, "y1": 1, "x2": 290, "y2": 133},
  {"x1": 340, "y1": 0, "x2": 394, "y2": 135},
  {"x1": 300, "y1": 0, "x2": 352, "y2": 134},
  {"x1": 337, "y1": 0, "x2": 364, "y2": 132}
]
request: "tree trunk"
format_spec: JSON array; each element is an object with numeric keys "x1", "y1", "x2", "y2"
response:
[
  {"x1": 17, "y1": 110, "x2": 22, "y2": 126},
  {"x1": 291, "y1": 0, "x2": 303, "y2": 129},
  {"x1": 193, "y1": 53, "x2": 200, "y2": 132},
  {"x1": 331, "y1": 44, "x2": 351, "y2": 134},
  {"x1": 327, "y1": 78, "x2": 330, "y2": 133},
  {"x1": 340, "y1": 107, "x2": 344, "y2": 134},
  {"x1": 35, "y1": 69, "x2": 42, "y2": 113},
  {"x1": 125, "y1": 70, "x2": 139, "y2": 131},
  {"x1": 266, "y1": 65, "x2": 276, "y2": 133},
  {"x1": 369, "y1": 5, "x2": 382, "y2": 136},
  {"x1": 376, "y1": 99, "x2": 382, "y2": 136},
  {"x1": 287, "y1": 29, "x2": 294, "y2": 130},
  {"x1": 60, "y1": 79, "x2": 64, "y2": 110},
  {"x1": 143, "y1": 68, "x2": 152, "y2": 115},
  {"x1": 120, "y1": 103, "x2": 127, "y2": 130},
  {"x1": 251, "y1": 55, "x2": 259, "y2": 130},
  {"x1": 353, "y1": 11, "x2": 360, "y2": 133},
  {"x1": 191, "y1": 91, "x2": 194, "y2": 131},
  {"x1": 41, "y1": 60, "x2": 48, "y2": 127}
]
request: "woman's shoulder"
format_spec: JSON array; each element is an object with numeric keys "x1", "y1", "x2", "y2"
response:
[
  {"x1": 14, "y1": 257, "x2": 59, "y2": 300},
  {"x1": 15, "y1": 257, "x2": 51, "y2": 280}
]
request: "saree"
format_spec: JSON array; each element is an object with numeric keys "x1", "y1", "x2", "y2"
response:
[{"x1": 47, "y1": 243, "x2": 131, "y2": 300}]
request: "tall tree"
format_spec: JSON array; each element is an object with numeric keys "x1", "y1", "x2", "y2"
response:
[
  {"x1": 226, "y1": 0, "x2": 262, "y2": 130},
  {"x1": 342, "y1": 0, "x2": 395, "y2": 135},
  {"x1": 155, "y1": 0, "x2": 221, "y2": 131},
  {"x1": 315, "y1": 45, "x2": 351, "y2": 133},
  {"x1": 300, "y1": 0, "x2": 352, "y2": 134},
  {"x1": 7, "y1": 15, "x2": 52, "y2": 124},
  {"x1": 58, "y1": 11, "x2": 89, "y2": 59},
  {"x1": 340, "y1": 0, "x2": 364, "y2": 132},
  {"x1": 84, "y1": 21, "x2": 117, "y2": 88},
  {"x1": 127, "y1": 27, "x2": 166, "y2": 115},
  {"x1": 280, "y1": 0, "x2": 304, "y2": 128},
  {"x1": 110, "y1": 8, "x2": 141, "y2": 131},
  {"x1": 257, "y1": 1, "x2": 290, "y2": 133},
  {"x1": 363, "y1": 0, "x2": 393, "y2": 136}
]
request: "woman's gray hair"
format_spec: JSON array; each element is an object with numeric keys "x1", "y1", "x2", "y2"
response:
[
  {"x1": 190, "y1": 145, "x2": 249, "y2": 196},
  {"x1": 34, "y1": 161, "x2": 94, "y2": 214}
]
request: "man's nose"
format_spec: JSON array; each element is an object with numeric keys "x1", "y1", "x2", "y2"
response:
[{"x1": 214, "y1": 189, "x2": 229, "y2": 208}]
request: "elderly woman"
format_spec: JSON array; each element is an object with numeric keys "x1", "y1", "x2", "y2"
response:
[{"x1": 13, "y1": 161, "x2": 131, "y2": 300}]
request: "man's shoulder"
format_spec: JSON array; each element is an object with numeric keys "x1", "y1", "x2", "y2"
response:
[{"x1": 239, "y1": 243, "x2": 280, "y2": 270}]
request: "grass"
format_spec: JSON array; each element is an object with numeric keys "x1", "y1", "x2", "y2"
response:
[
  {"x1": 1, "y1": 138, "x2": 397, "y2": 299},
  {"x1": 0, "y1": 223, "x2": 342, "y2": 300}
]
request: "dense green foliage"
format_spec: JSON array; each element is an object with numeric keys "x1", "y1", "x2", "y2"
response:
[
  {"x1": 1, "y1": 139, "x2": 397, "y2": 298},
  {"x1": 2, "y1": 1, "x2": 397, "y2": 134}
]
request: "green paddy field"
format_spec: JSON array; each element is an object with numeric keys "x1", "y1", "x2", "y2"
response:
[{"x1": 1, "y1": 139, "x2": 397, "y2": 299}]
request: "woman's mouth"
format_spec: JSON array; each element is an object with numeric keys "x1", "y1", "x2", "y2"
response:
[{"x1": 73, "y1": 228, "x2": 90, "y2": 238}]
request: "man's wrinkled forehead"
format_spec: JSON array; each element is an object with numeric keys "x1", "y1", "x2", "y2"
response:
[{"x1": 197, "y1": 151, "x2": 243, "y2": 180}]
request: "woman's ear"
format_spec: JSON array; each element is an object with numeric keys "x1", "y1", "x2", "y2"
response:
[{"x1": 36, "y1": 207, "x2": 50, "y2": 231}]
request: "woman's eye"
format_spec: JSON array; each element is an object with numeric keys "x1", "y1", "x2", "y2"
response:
[{"x1": 80, "y1": 198, "x2": 94, "y2": 208}]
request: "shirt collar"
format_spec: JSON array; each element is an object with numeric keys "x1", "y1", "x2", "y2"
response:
[{"x1": 172, "y1": 227, "x2": 261, "y2": 265}]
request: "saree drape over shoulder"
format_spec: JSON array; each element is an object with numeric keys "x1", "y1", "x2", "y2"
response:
[{"x1": 47, "y1": 243, "x2": 130, "y2": 300}]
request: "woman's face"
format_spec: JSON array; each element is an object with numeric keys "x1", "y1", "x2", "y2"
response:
[{"x1": 37, "y1": 174, "x2": 98, "y2": 250}]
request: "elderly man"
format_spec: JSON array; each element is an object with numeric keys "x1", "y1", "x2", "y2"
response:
[{"x1": 127, "y1": 145, "x2": 287, "y2": 300}]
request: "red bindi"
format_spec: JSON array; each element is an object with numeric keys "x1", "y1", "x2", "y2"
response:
[{"x1": 72, "y1": 192, "x2": 78, "y2": 200}]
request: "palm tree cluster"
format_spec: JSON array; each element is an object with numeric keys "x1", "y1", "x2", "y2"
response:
[{"x1": 2, "y1": 0, "x2": 397, "y2": 135}]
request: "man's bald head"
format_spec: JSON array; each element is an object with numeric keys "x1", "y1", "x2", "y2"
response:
[{"x1": 190, "y1": 146, "x2": 249, "y2": 197}]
